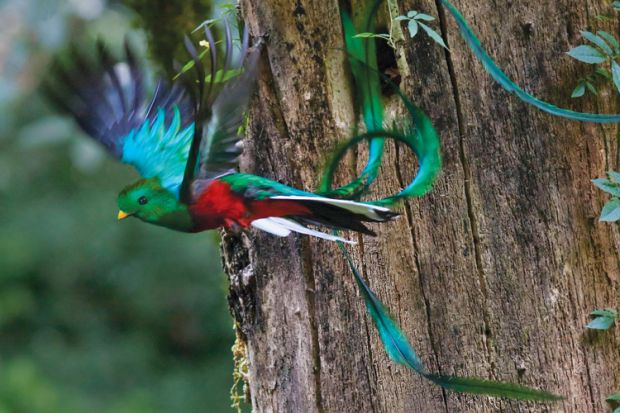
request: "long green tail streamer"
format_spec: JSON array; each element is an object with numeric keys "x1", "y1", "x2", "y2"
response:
[
  {"x1": 319, "y1": 65, "x2": 441, "y2": 206},
  {"x1": 320, "y1": 9, "x2": 441, "y2": 205},
  {"x1": 323, "y1": 0, "x2": 563, "y2": 401},
  {"x1": 337, "y1": 243, "x2": 563, "y2": 401},
  {"x1": 338, "y1": 242, "x2": 426, "y2": 372},
  {"x1": 319, "y1": 10, "x2": 385, "y2": 198},
  {"x1": 440, "y1": 0, "x2": 620, "y2": 123}
]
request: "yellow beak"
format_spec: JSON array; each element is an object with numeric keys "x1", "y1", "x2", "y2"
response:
[{"x1": 117, "y1": 210, "x2": 130, "y2": 220}]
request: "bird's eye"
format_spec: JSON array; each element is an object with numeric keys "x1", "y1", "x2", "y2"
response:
[{"x1": 138, "y1": 196, "x2": 148, "y2": 205}]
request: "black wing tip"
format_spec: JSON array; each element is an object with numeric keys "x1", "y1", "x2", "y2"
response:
[
  {"x1": 41, "y1": 37, "x2": 149, "y2": 157},
  {"x1": 289, "y1": 200, "x2": 400, "y2": 236},
  {"x1": 380, "y1": 209, "x2": 400, "y2": 221}
]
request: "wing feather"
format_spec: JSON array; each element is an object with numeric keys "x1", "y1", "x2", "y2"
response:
[
  {"x1": 45, "y1": 23, "x2": 259, "y2": 198},
  {"x1": 43, "y1": 39, "x2": 193, "y2": 166},
  {"x1": 197, "y1": 27, "x2": 260, "y2": 179}
]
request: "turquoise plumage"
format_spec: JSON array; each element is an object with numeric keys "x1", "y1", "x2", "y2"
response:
[
  {"x1": 45, "y1": 24, "x2": 254, "y2": 204},
  {"x1": 343, "y1": 9, "x2": 384, "y2": 191},
  {"x1": 339, "y1": 244, "x2": 426, "y2": 372},
  {"x1": 121, "y1": 107, "x2": 195, "y2": 196},
  {"x1": 339, "y1": 243, "x2": 562, "y2": 401}
]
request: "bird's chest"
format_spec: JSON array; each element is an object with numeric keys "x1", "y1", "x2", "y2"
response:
[{"x1": 189, "y1": 180, "x2": 251, "y2": 230}]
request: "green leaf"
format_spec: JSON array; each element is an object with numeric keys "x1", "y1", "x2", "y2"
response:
[
  {"x1": 612, "y1": 61, "x2": 620, "y2": 95},
  {"x1": 592, "y1": 178, "x2": 620, "y2": 196},
  {"x1": 585, "y1": 81, "x2": 598, "y2": 95},
  {"x1": 580, "y1": 31, "x2": 613, "y2": 56},
  {"x1": 418, "y1": 22, "x2": 448, "y2": 49},
  {"x1": 600, "y1": 198, "x2": 620, "y2": 221},
  {"x1": 594, "y1": 14, "x2": 612, "y2": 22},
  {"x1": 608, "y1": 393, "x2": 620, "y2": 401},
  {"x1": 586, "y1": 316, "x2": 614, "y2": 330},
  {"x1": 192, "y1": 18, "x2": 217, "y2": 33},
  {"x1": 407, "y1": 10, "x2": 418, "y2": 18},
  {"x1": 414, "y1": 13, "x2": 436, "y2": 21},
  {"x1": 595, "y1": 67, "x2": 612, "y2": 79},
  {"x1": 567, "y1": 45, "x2": 607, "y2": 64},
  {"x1": 597, "y1": 31, "x2": 620, "y2": 54},
  {"x1": 394, "y1": 15, "x2": 409, "y2": 21},
  {"x1": 608, "y1": 171, "x2": 620, "y2": 183},
  {"x1": 207, "y1": 68, "x2": 243, "y2": 83},
  {"x1": 613, "y1": 407, "x2": 620, "y2": 413},
  {"x1": 408, "y1": 20, "x2": 419, "y2": 38},
  {"x1": 173, "y1": 47, "x2": 210, "y2": 79},
  {"x1": 571, "y1": 83, "x2": 586, "y2": 98},
  {"x1": 590, "y1": 309, "x2": 618, "y2": 318},
  {"x1": 354, "y1": 32, "x2": 378, "y2": 38}
]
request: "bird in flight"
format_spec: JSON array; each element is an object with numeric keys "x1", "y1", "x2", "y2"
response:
[{"x1": 44, "y1": 24, "x2": 399, "y2": 244}]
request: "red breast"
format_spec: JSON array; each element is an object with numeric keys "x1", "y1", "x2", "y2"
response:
[{"x1": 189, "y1": 180, "x2": 311, "y2": 231}]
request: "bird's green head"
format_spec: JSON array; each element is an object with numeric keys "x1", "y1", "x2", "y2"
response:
[{"x1": 117, "y1": 178, "x2": 194, "y2": 232}]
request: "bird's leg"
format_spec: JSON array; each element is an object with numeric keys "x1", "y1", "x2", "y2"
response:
[{"x1": 224, "y1": 218, "x2": 244, "y2": 235}]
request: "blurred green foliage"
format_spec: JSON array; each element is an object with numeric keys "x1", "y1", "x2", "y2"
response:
[
  {"x1": 123, "y1": 0, "x2": 213, "y2": 75},
  {"x1": 0, "y1": 0, "x2": 237, "y2": 412}
]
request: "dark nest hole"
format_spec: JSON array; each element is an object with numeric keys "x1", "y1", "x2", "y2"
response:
[{"x1": 375, "y1": 26, "x2": 400, "y2": 96}]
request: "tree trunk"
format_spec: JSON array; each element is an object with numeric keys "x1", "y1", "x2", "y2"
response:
[{"x1": 222, "y1": 0, "x2": 620, "y2": 411}]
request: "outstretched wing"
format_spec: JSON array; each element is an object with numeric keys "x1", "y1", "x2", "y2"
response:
[
  {"x1": 197, "y1": 28, "x2": 261, "y2": 180},
  {"x1": 44, "y1": 23, "x2": 258, "y2": 199},
  {"x1": 179, "y1": 23, "x2": 260, "y2": 202},
  {"x1": 43, "y1": 40, "x2": 195, "y2": 195}
]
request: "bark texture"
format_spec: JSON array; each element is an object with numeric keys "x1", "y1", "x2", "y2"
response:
[{"x1": 222, "y1": 0, "x2": 620, "y2": 411}]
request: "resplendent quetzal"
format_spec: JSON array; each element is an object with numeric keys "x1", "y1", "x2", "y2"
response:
[
  {"x1": 44, "y1": 0, "x2": 616, "y2": 400},
  {"x1": 44, "y1": 25, "x2": 402, "y2": 244}
]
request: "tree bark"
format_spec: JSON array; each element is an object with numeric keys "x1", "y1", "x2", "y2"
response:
[{"x1": 223, "y1": 0, "x2": 620, "y2": 412}]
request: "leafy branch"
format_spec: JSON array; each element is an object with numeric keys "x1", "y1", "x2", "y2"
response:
[
  {"x1": 566, "y1": 0, "x2": 620, "y2": 98},
  {"x1": 567, "y1": 30, "x2": 620, "y2": 98},
  {"x1": 172, "y1": 18, "x2": 243, "y2": 81},
  {"x1": 394, "y1": 10, "x2": 447, "y2": 49},
  {"x1": 353, "y1": 32, "x2": 395, "y2": 48},
  {"x1": 592, "y1": 171, "x2": 620, "y2": 221},
  {"x1": 607, "y1": 392, "x2": 620, "y2": 413},
  {"x1": 353, "y1": 9, "x2": 447, "y2": 51},
  {"x1": 585, "y1": 308, "x2": 618, "y2": 412}
]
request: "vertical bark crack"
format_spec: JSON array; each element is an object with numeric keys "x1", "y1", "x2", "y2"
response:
[
  {"x1": 394, "y1": 145, "x2": 450, "y2": 412},
  {"x1": 301, "y1": 241, "x2": 325, "y2": 413},
  {"x1": 434, "y1": 0, "x2": 497, "y2": 373},
  {"x1": 356, "y1": 234, "x2": 379, "y2": 413}
]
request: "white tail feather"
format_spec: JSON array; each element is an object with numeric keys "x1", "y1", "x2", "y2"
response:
[
  {"x1": 251, "y1": 217, "x2": 356, "y2": 244},
  {"x1": 251, "y1": 218, "x2": 291, "y2": 237},
  {"x1": 270, "y1": 218, "x2": 356, "y2": 243}
]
